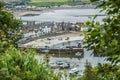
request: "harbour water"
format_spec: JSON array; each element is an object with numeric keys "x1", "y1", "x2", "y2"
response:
[{"x1": 36, "y1": 41, "x2": 107, "y2": 74}]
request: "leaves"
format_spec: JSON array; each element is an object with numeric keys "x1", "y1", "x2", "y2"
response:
[
  {"x1": 83, "y1": 0, "x2": 120, "y2": 64},
  {"x1": 0, "y1": 1, "x2": 23, "y2": 47},
  {"x1": 0, "y1": 45, "x2": 64, "y2": 80}
]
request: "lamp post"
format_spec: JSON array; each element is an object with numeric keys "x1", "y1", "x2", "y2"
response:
[
  {"x1": 59, "y1": 47, "x2": 62, "y2": 58},
  {"x1": 59, "y1": 49, "x2": 60, "y2": 57}
]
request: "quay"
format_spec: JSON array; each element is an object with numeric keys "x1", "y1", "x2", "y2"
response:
[
  {"x1": 19, "y1": 32, "x2": 84, "y2": 57},
  {"x1": 18, "y1": 21, "x2": 84, "y2": 56},
  {"x1": 37, "y1": 47, "x2": 83, "y2": 54},
  {"x1": 37, "y1": 47, "x2": 84, "y2": 58}
]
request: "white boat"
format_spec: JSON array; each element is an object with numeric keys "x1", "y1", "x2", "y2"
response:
[
  {"x1": 49, "y1": 62, "x2": 58, "y2": 68},
  {"x1": 75, "y1": 52, "x2": 82, "y2": 56},
  {"x1": 69, "y1": 68, "x2": 80, "y2": 74}
]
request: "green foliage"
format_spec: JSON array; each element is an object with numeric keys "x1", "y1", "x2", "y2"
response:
[
  {"x1": 0, "y1": 1, "x2": 4, "y2": 8},
  {"x1": 18, "y1": 0, "x2": 31, "y2": 5},
  {"x1": 31, "y1": 0, "x2": 68, "y2": 2},
  {"x1": 78, "y1": 61, "x2": 95, "y2": 80},
  {"x1": 0, "y1": 1, "x2": 63, "y2": 80},
  {"x1": 0, "y1": 45, "x2": 63, "y2": 80},
  {"x1": 82, "y1": 0, "x2": 120, "y2": 80},
  {"x1": 78, "y1": 63, "x2": 120, "y2": 80},
  {"x1": 93, "y1": 63, "x2": 120, "y2": 80},
  {"x1": 5, "y1": 0, "x2": 31, "y2": 6},
  {"x1": 83, "y1": 0, "x2": 120, "y2": 64},
  {"x1": 83, "y1": 61, "x2": 94, "y2": 80},
  {"x1": 30, "y1": 1, "x2": 90, "y2": 7},
  {"x1": 0, "y1": 1, "x2": 23, "y2": 47}
]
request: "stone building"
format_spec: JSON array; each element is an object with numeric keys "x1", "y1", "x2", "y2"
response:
[{"x1": 21, "y1": 21, "x2": 83, "y2": 40}]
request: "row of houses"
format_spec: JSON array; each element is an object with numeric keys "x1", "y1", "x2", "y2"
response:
[
  {"x1": 20, "y1": 21, "x2": 83, "y2": 42},
  {"x1": 23, "y1": 21, "x2": 82, "y2": 32}
]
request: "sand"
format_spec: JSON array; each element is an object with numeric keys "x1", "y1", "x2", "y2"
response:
[{"x1": 22, "y1": 31, "x2": 83, "y2": 48}]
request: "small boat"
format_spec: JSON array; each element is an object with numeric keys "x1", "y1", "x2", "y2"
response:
[
  {"x1": 56, "y1": 60, "x2": 65, "y2": 65},
  {"x1": 56, "y1": 60, "x2": 70, "y2": 69},
  {"x1": 69, "y1": 68, "x2": 80, "y2": 74},
  {"x1": 41, "y1": 49, "x2": 50, "y2": 53},
  {"x1": 59, "y1": 63, "x2": 70, "y2": 69},
  {"x1": 49, "y1": 62, "x2": 58, "y2": 68},
  {"x1": 66, "y1": 46, "x2": 77, "y2": 48},
  {"x1": 41, "y1": 46, "x2": 50, "y2": 53},
  {"x1": 65, "y1": 37, "x2": 69, "y2": 40},
  {"x1": 75, "y1": 52, "x2": 82, "y2": 56}
]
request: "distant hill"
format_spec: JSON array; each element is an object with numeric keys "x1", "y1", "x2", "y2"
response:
[
  {"x1": 3, "y1": 0, "x2": 19, "y2": 3},
  {"x1": 31, "y1": 0, "x2": 89, "y2": 2}
]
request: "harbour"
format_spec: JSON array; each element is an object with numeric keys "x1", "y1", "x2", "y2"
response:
[
  {"x1": 17, "y1": 8, "x2": 107, "y2": 75},
  {"x1": 1, "y1": 0, "x2": 119, "y2": 80}
]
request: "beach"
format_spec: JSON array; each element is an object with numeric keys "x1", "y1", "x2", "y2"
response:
[{"x1": 21, "y1": 31, "x2": 83, "y2": 48}]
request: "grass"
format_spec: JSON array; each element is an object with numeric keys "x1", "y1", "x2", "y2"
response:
[
  {"x1": 31, "y1": 0, "x2": 68, "y2": 2},
  {"x1": 30, "y1": 0, "x2": 90, "y2": 7}
]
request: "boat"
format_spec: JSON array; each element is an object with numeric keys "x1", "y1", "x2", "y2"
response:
[
  {"x1": 49, "y1": 62, "x2": 58, "y2": 68},
  {"x1": 75, "y1": 52, "x2": 82, "y2": 56},
  {"x1": 66, "y1": 46, "x2": 77, "y2": 48},
  {"x1": 59, "y1": 63, "x2": 70, "y2": 69},
  {"x1": 69, "y1": 68, "x2": 80, "y2": 74},
  {"x1": 56, "y1": 60, "x2": 70, "y2": 69},
  {"x1": 41, "y1": 49, "x2": 50, "y2": 53},
  {"x1": 56, "y1": 60, "x2": 65, "y2": 65},
  {"x1": 41, "y1": 46, "x2": 50, "y2": 52},
  {"x1": 49, "y1": 60, "x2": 70, "y2": 69}
]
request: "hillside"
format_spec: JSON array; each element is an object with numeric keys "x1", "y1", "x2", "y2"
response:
[
  {"x1": 3, "y1": 0, "x2": 19, "y2": 3},
  {"x1": 30, "y1": 0, "x2": 90, "y2": 7},
  {"x1": 31, "y1": 0, "x2": 89, "y2": 2}
]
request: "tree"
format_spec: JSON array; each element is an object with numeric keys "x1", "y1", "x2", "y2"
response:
[
  {"x1": 82, "y1": 0, "x2": 120, "y2": 80},
  {"x1": 18, "y1": 0, "x2": 31, "y2": 5},
  {"x1": 83, "y1": 61, "x2": 94, "y2": 80},
  {"x1": 0, "y1": 1, "x2": 63, "y2": 80},
  {"x1": 0, "y1": 45, "x2": 63, "y2": 80},
  {"x1": 83, "y1": 0, "x2": 120, "y2": 64},
  {"x1": 78, "y1": 61, "x2": 95, "y2": 80},
  {"x1": 0, "y1": 1, "x2": 22, "y2": 47}
]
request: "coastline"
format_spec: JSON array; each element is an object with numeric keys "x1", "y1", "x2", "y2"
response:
[
  {"x1": 19, "y1": 31, "x2": 83, "y2": 48},
  {"x1": 13, "y1": 6, "x2": 96, "y2": 17}
]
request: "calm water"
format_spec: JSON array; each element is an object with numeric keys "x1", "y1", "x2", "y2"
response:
[
  {"x1": 20, "y1": 9, "x2": 105, "y2": 23},
  {"x1": 36, "y1": 40, "x2": 107, "y2": 74}
]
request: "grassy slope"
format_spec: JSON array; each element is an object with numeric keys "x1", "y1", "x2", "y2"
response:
[
  {"x1": 31, "y1": 0, "x2": 89, "y2": 2},
  {"x1": 31, "y1": 0, "x2": 68, "y2": 2},
  {"x1": 30, "y1": 0, "x2": 90, "y2": 7}
]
